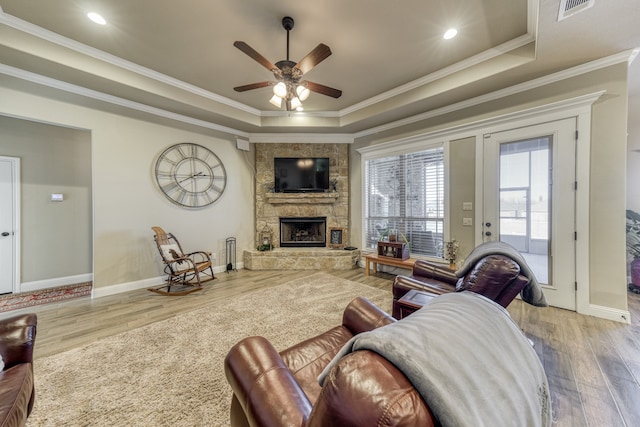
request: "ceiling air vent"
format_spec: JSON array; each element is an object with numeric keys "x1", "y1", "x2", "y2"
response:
[{"x1": 558, "y1": 0, "x2": 595, "y2": 21}]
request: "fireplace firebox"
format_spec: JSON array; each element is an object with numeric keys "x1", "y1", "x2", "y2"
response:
[{"x1": 280, "y1": 217, "x2": 326, "y2": 248}]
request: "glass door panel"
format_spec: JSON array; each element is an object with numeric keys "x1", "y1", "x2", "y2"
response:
[{"x1": 499, "y1": 139, "x2": 550, "y2": 284}]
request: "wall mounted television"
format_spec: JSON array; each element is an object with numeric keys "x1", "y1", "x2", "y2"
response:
[{"x1": 274, "y1": 157, "x2": 330, "y2": 193}]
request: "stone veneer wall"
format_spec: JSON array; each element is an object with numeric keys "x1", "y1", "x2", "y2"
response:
[{"x1": 254, "y1": 143, "x2": 349, "y2": 248}]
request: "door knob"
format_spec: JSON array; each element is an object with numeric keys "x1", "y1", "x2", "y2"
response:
[
  {"x1": 485, "y1": 222, "x2": 492, "y2": 227},
  {"x1": 485, "y1": 231, "x2": 492, "y2": 236},
  {"x1": 1, "y1": 232, "x2": 9, "y2": 237}
]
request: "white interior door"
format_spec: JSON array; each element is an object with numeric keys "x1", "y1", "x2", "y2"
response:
[
  {"x1": 482, "y1": 119, "x2": 576, "y2": 310},
  {"x1": 0, "y1": 157, "x2": 19, "y2": 294}
]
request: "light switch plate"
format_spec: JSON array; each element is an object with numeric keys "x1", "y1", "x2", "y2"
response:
[
  {"x1": 463, "y1": 202, "x2": 473, "y2": 211},
  {"x1": 463, "y1": 217, "x2": 473, "y2": 226}
]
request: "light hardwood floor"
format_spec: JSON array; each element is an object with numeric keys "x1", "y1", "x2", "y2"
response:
[{"x1": 4, "y1": 268, "x2": 640, "y2": 426}]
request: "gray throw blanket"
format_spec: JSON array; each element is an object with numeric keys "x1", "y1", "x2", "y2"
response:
[
  {"x1": 319, "y1": 292, "x2": 551, "y2": 427},
  {"x1": 456, "y1": 241, "x2": 548, "y2": 307}
]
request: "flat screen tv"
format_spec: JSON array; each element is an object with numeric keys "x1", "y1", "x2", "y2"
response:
[{"x1": 274, "y1": 157, "x2": 329, "y2": 193}]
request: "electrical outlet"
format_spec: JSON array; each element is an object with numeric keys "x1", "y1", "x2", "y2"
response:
[{"x1": 463, "y1": 217, "x2": 473, "y2": 226}]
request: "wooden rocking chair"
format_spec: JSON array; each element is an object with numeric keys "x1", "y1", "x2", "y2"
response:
[{"x1": 150, "y1": 226, "x2": 215, "y2": 296}]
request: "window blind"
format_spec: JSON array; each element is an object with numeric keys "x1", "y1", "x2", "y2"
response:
[{"x1": 364, "y1": 146, "x2": 444, "y2": 257}]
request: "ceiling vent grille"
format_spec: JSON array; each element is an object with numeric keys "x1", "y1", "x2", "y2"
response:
[{"x1": 558, "y1": 0, "x2": 595, "y2": 21}]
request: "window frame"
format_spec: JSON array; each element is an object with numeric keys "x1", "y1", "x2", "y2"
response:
[{"x1": 359, "y1": 136, "x2": 450, "y2": 261}]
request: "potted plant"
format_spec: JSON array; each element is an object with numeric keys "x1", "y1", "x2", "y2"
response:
[
  {"x1": 626, "y1": 209, "x2": 640, "y2": 293},
  {"x1": 445, "y1": 239, "x2": 460, "y2": 269}
]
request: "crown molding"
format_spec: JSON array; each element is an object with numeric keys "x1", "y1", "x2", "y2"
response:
[
  {"x1": 0, "y1": 63, "x2": 251, "y2": 138},
  {"x1": 2, "y1": 44, "x2": 629, "y2": 142},
  {"x1": 260, "y1": 110, "x2": 340, "y2": 118},
  {"x1": 357, "y1": 90, "x2": 605, "y2": 156},
  {"x1": 0, "y1": 5, "x2": 539, "y2": 123},
  {"x1": 339, "y1": 0, "x2": 541, "y2": 116},
  {"x1": 340, "y1": 33, "x2": 536, "y2": 116},
  {"x1": 0, "y1": 11, "x2": 261, "y2": 116},
  {"x1": 249, "y1": 133, "x2": 353, "y2": 144},
  {"x1": 354, "y1": 49, "x2": 637, "y2": 139},
  {"x1": 2, "y1": 46, "x2": 626, "y2": 142}
]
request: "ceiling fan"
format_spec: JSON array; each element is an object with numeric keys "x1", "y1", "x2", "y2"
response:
[{"x1": 233, "y1": 16, "x2": 342, "y2": 111}]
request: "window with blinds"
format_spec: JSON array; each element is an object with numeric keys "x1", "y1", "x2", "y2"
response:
[{"x1": 364, "y1": 146, "x2": 444, "y2": 258}]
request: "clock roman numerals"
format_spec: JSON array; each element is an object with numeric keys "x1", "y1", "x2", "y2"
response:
[
  {"x1": 199, "y1": 192, "x2": 214, "y2": 205},
  {"x1": 155, "y1": 143, "x2": 227, "y2": 208},
  {"x1": 161, "y1": 181, "x2": 180, "y2": 195},
  {"x1": 174, "y1": 145, "x2": 188, "y2": 160}
]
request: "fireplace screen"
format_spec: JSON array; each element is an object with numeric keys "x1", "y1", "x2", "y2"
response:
[{"x1": 280, "y1": 217, "x2": 327, "y2": 248}]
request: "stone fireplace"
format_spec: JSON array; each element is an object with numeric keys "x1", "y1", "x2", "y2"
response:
[
  {"x1": 243, "y1": 143, "x2": 358, "y2": 270},
  {"x1": 280, "y1": 217, "x2": 326, "y2": 248}
]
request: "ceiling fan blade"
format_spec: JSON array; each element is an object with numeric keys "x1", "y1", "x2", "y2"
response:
[
  {"x1": 293, "y1": 43, "x2": 332, "y2": 75},
  {"x1": 233, "y1": 81, "x2": 272, "y2": 92},
  {"x1": 305, "y1": 81, "x2": 342, "y2": 98},
  {"x1": 233, "y1": 41, "x2": 278, "y2": 72}
]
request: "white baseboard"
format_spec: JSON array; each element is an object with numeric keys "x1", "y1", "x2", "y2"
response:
[
  {"x1": 92, "y1": 276, "x2": 162, "y2": 298},
  {"x1": 92, "y1": 263, "x2": 243, "y2": 299},
  {"x1": 20, "y1": 273, "x2": 93, "y2": 293},
  {"x1": 579, "y1": 304, "x2": 631, "y2": 324}
]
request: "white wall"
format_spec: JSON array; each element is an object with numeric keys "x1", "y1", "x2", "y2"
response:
[{"x1": 0, "y1": 85, "x2": 255, "y2": 290}]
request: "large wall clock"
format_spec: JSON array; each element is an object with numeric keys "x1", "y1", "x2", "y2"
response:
[{"x1": 154, "y1": 143, "x2": 227, "y2": 208}]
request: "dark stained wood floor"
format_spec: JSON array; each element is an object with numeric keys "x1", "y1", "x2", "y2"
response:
[{"x1": 3, "y1": 268, "x2": 639, "y2": 426}]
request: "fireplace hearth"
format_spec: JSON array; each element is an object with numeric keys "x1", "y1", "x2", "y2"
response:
[{"x1": 280, "y1": 217, "x2": 326, "y2": 248}]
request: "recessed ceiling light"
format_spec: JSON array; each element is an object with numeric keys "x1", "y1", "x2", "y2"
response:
[
  {"x1": 87, "y1": 12, "x2": 107, "y2": 25},
  {"x1": 443, "y1": 28, "x2": 458, "y2": 40}
]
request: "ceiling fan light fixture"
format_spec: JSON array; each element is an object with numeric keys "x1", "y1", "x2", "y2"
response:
[
  {"x1": 273, "y1": 82, "x2": 287, "y2": 98},
  {"x1": 296, "y1": 85, "x2": 310, "y2": 101},
  {"x1": 290, "y1": 97, "x2": 302, "y2": 110},
  {"x1": 269, "y1": 94, "x2": 283, "y2": 108}
]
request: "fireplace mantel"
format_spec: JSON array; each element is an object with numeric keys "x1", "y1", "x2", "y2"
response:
[{"x1": 265, "y1": 192, "x2": 339, "y2": 205}]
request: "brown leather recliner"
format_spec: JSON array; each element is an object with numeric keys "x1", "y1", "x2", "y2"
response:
[
  {"x1": 224, "y1": 297, "x2": 441, "y2": 427},
  {"x1": 0, "y1": 313, "x2": 38, "y2": 427},
  {"x1": 392, "y1": 254, "x2": 529, "y2": 318}
]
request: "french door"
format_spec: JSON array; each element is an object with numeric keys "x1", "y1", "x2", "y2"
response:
[
  {"x1": 482, "y1": 119, "x2": 576, "y2": 310},
  {"x1": 0, "y1": 157, "x2": 19, "y2": 294}
]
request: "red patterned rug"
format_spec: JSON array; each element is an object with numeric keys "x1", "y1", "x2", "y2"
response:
[{"x1": 0, "y1": 282, "x2": 92, "y2": 313}]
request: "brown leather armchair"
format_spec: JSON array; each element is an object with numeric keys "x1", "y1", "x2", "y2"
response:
[
  {"x1": 224, "y1": 297, "x2": 440, "y2": 427},
  {"x1": 392, "y1": 254, "x2": 529, "y2": 318},
  {"x1": 225, "y1": 291, "x2": 550, "y2": 426},
  {"x1": 0, "y1": 313, "x2": 37, "y2": 427}
]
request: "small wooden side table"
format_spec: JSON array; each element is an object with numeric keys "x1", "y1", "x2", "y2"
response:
[
  {"x1": 364, "y1": 253, "x2": 416, "y2": 276},
  {"x1": 397, "y1": 289, "x2": 438, "y2": 319}
]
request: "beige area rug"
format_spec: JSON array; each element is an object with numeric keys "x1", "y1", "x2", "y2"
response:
[{"x1": 27, "y1": 273, "x2": 391, "y2": 427}]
